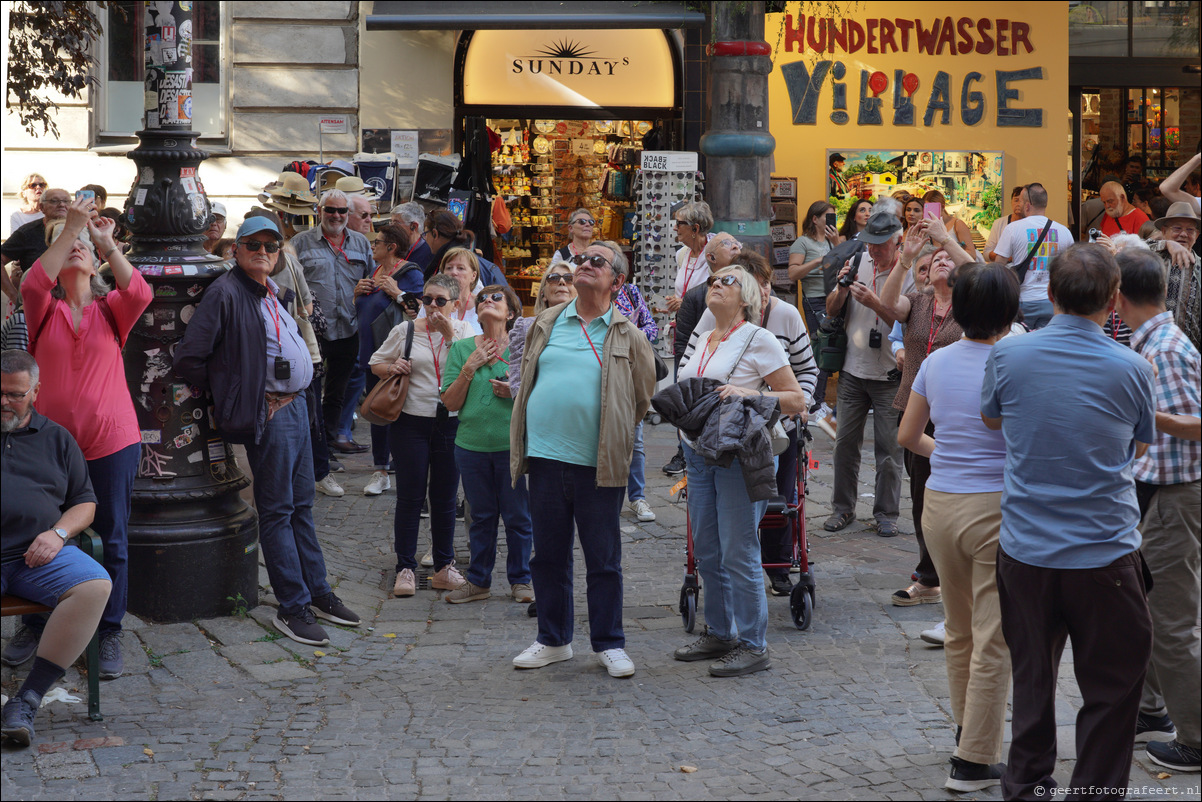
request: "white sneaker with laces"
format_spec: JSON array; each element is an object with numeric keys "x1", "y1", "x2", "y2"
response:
[
  {"x1": 364, "y1": 470, "x2": 391, "y2": 496},
  {"x1": 630, "y1": 499, "x2": 656, "y2": 522},
  {"x1": 597, "y1": 648, "x2": 636, "y2": 678},
  {"x1": 920, "y1": 620, "x2": 946, "y2": 645},
  {"x1": 513, "y1": 641, "x2": 574, "y2": 669},
  {"x1": 316, "y1": 475, "x2": 345, "y2": 497}
]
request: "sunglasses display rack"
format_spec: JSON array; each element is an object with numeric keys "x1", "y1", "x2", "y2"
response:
[
  {"x1": 769, "y1": 176, "x2": 799, "y2": 299},
  {"x1": 487, "y1": 119, "x2": 650, "y2": 304},
  {"x1": 630, "y1": 157, "x2": 704, "y2": 358}
]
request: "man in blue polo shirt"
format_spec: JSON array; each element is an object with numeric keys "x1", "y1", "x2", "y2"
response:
[{"x1": 981, "y1": 244, "x2": 1156, "y2": 799}]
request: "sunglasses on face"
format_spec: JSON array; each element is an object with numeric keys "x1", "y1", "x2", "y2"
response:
[
  {"x1": 28, "y1": 182, "x2": 47, "y2": 189},
  {"x1": 422, "y1": 295, "x2": 451, "y2": 308},
  {"x1": 544, "y1": 273, "x2": 574, "y2": 285},
  {"x1": 707, "y1": 274, "x2": 741, "y2": 289},
  {"x1": 353, "y1": 211, "x2": 371, "y2": 219},
  {"x1": 569, "y1": 253, "x2": 611, "y2": 269},
  {"x1": 42, "y1": 198, "x2": 71, "y2": 206},
  {"x1": 572, "y1": 218, "x2": 595, "y2": 226},
  {"x1": 322, "y1": 206, "x2": 348, "y2": 215},
  {"x1": 241, "y1": 241, "x2": 281, "y2": 253},
  {"x1": 476, "y1": 291, "x2": 506, "y2": 305}
]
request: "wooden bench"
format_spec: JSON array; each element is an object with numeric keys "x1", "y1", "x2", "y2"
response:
[{"x1": 1, "y1": 529, "x2": 104, "y2": 721}]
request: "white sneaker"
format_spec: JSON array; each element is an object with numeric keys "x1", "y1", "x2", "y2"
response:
[
  {"x1": 419, "y1": 549, "x2": 434, "y2": 568},
  {"x1": 630, "y1": 499, "x2": 656, "y2": 522},
  {"x1": 920, "y1": 620, "x2": 946, "y2": 645},
  {"x1": 364, "y1": 470, "x2": 391, "y2": 496},
  {"x1": 513, "y1": 641, "x2": 574, "y2": 669},
  {"x1": 316, "y1": 475, "x2": 345, "y2": 497},
  {"x1": 597, "y1": 647, "x2": 635, "y2": 678}
]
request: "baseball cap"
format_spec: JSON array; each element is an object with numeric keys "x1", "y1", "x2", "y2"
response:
[
  {"x1": 211, "y1": 201, "x2": 227, "y2": 219},
  {"x1": 237, "y1": 217, "x2": 283, "y2": 241},
  {"x1": 857, "y1": 211, "x2": 903, "y2": 244}
]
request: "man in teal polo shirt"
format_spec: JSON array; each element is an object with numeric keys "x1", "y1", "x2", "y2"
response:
[
  {"x1": 981, "y1": 243, "x2": 1156, "y2": 799},
  {"x1": 508, "y1": 243, "x2": 655, "y2": 679}
]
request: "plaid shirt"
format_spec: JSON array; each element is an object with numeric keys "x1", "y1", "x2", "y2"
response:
[{"x1": 1132, "y1": 311, "x2": 1201, "y2": 485}]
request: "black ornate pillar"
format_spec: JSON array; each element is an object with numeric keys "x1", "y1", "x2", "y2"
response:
[{"x1": 120, "y1": 1, "x2": 258, "y2": 622}]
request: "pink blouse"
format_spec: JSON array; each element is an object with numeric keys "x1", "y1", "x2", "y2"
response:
[{"x1": 21, "y1": 260, "x2": 152, "y2": 460}]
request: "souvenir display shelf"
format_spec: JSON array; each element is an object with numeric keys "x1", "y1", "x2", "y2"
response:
[
  {"x1": 630, "y1": 155, "x2": 704, "y2": 358},
  {"x1": 487, "y1": 118, "x2": 650, "y2": 302}
]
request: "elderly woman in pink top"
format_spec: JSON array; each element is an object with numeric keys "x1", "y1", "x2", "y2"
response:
[{"x1": 13, "y1": 196, "x2": 151, "y2": 680}]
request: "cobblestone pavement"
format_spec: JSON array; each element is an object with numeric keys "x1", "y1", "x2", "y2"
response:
[{"x1": 3, "y1": 418, "x2": 1197, "y2": 800}]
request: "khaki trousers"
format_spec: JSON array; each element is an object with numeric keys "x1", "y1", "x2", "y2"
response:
[{"x1": 923, "y1": 489, "x2": 1010, "y2": 765}]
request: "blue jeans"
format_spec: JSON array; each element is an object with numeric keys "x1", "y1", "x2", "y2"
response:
[
  {"x1": 527, "y1": 457, "x2": 626, "y2": 652},
  {"x1": 684, "y1": 443, "x2": 769, "y2": 650},
  {"x1": 626, "y1": 421, "x2": 647, "y2": 503},
  {"x1": 363, "y1": 372, "x2": 392, "y2": 469},
  {"x1": 243, "y1": 393, "x2": 332, "y2": 615},
  {"x1": 338, "y1": 364, "x2": 366, "y2": 439},
  {"x1": 455, "y1": 446, "x2": 532, "y2": 588},
  {"x1": 1020, "y1": 298, "x2": 1054, "y2": 330},
  {"x1": 390, "y1": 412, "x2": 459, "y2": 572}
]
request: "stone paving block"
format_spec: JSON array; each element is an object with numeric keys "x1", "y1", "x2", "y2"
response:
[
  {"x1": 217, "y1": 641, "x2": 294, "y2": 667},
  {"x1": 196, "y1": 616, "x2": 272, "y2": 646},
  {"x1": 240, "y1": 660, "x2": 316, "y2": 683}
]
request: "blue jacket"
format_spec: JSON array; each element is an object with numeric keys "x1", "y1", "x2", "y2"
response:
[{"x1": 174, "y1": 266, "x2": 272, "y2": 445}]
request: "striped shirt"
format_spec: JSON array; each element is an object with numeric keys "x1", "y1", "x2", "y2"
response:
[
  {"x1": 1131, "y1": 311, "x2": 1201, "y2": 485},
  {"x1": 685, "y1": 298, "x2": 818, "y2": 406}
]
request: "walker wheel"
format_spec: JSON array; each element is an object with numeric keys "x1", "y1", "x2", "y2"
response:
[
  {"x1": 679, "y1": 585, "x2": 698, "y2": 633},
  {"x1": 790, "y1": 585, "x2": 813, "y2": 631}
]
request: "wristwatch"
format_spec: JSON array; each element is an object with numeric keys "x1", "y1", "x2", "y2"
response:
[{"x1": 53, "y1": 527, "x2": 69, "y2": 542}]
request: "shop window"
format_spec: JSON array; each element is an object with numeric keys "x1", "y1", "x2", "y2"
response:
[
  {"x1": 1069, "y1": 1, "x2": 1199, "y2": 58},
  {"x1": 1078, "y1": 86, "x2": 1188, "y2": 197},
  {"x1": 100, "y1": 1, "x2": 225, "y2": 138}
]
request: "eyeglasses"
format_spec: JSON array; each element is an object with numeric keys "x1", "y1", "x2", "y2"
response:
[
  {"x1": 476, "y1": 291, "x2": 506, "y2": 305},
  {"x1": 705, "y1": 242, "x2": 741, "y2": 263},
  {"x1": 322, "y1": 206, "x2": 348, "y2": 215},
  {"x1": 569, "y1": 253, "x2": 612, "y2": 269},
  {"x1": 544, "y1": 273, "x2": 574, "y2": 285},
  {"x1": 422, "y1": 295, "x2": 451, "y2": 307},
  {"x1": 706, "y1": 274, "x2": 741, "y2": 289},
  {"x1": 571, "y1": 218, "x2": 595, "y2": 226},
  {"x1": 353, "y1": 211, "x2": 371, "y2": 219},
  {"x1": 27, "y1": 182, "x2": 47, "y2": 189},
  {"x1": 42, "y1": 197, "x2": 71, "y2": 206},
  {"x1": 241, "y1": 241, "x2": 281, "y2": 253},
  {"x1": 1, "y1": 387, "x2": 35, "y2": 402}
]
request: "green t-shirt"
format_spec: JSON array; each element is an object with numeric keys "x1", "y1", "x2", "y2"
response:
[
  {"x1": 788, "y1": 234, "x2": 830, "y2": 298},
  {"x1": 442, "y1": 336, "x2": 514, "y2": 453}
]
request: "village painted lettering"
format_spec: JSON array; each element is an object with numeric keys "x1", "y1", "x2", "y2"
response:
[
  {"x1": 781, "y1": 61, "x2": 1043, "y2": 128},
  {"x1": 783, "y1": 14, "x2": 1034, "y2": 57}
]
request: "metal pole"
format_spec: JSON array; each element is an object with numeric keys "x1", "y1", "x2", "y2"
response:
[
  {"x1": 699, "y1": 1, "x2": 775, "y2": 261},
  {"x1": 119, "y1": 0, "x2": 259, "y2": 622}
]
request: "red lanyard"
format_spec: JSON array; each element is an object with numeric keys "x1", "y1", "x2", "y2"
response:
[
  {"x1": 1109, "y1": 311, "x2": 1120, "y2": 340},
  {"x1": 324, "y1": 233, "x2": 351, "y2": 266},
  {"x1": 578, "y1": 318, "x2": 603, "y2": 367},
  {"x1": 426, "y1": 328, "x2": 446, "y2": 387},
  {"x1": 926, "y1": 303, "x2": 950, "y2": 355},
  {"x1": 680, "y1": 251, "x2": 703, "y2": 293},
  {"x1": 263, "y1": 296, "x2": 281, "y2": 350},
  {"x1": 696, "y1": 320, "x2": 745, "y2": 377}
]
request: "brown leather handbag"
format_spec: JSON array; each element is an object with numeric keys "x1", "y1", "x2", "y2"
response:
[{"x1": 359, "y1": 322, "x2": 414, "y2": 426}]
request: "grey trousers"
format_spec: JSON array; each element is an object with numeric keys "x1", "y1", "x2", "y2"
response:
[
  {"x1": 1140, "y1": 479, "x2": 1202, "y2": 749},
  {"x1": 830, "y1": 372, "x2": 902, "y2": 523}
]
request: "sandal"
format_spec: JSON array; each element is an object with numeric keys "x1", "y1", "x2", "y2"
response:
[
  {"x1": 892, "y1": 582, "x2": 942, "y2": 607},
  {"x1": 876, "y1": 519, "x2": 900, "y2": 538},
  {"x1": 823, "y1": 512, "x2": 855, "y2": 532}
]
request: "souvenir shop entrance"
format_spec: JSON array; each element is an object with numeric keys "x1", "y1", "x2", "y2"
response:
[{"x1": 454, "y1": 27, "x2": 684, "y2": 301}]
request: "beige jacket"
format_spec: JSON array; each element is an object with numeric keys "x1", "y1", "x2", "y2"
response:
[{"x1": 510, "y1": 301, "x2": 656, "y2": 487}]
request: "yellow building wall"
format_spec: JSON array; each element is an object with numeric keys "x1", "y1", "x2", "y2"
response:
[{"x1": 766, "y1": 2, "x2": 1069, "y2": 222}]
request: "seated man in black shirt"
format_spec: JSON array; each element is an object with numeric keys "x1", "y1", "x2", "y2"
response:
[{"x1": 0, "y1": 349, "x2": 110, "y2": 747}]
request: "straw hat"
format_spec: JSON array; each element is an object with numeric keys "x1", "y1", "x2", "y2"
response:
[
  {"x1": 1154, "y1": 200, "x2": 1200, "y2": 232},
  {"x1": 335, "y1": 175, "x2": 381, "y2": 200},
  {"x1": 259, "y1": 171, "x2": 316, "y2": 215}
]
